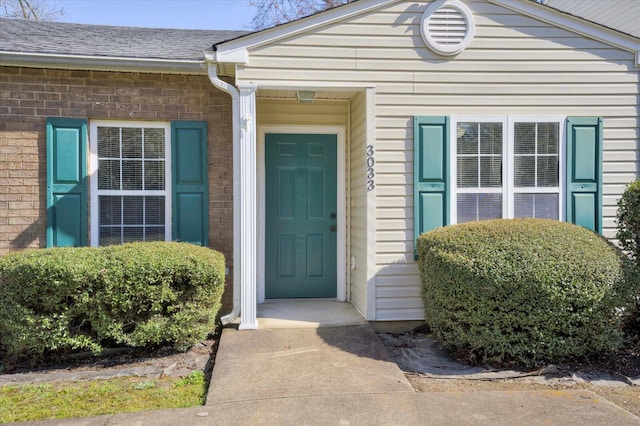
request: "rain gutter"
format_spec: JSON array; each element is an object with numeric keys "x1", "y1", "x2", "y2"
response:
[{"x1": 0, "y1": 51, "x2": 206, "y2": 74}]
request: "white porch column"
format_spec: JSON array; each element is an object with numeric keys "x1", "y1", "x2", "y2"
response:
[{"x1": 238, "y1": 84, "x2": 258, "y2": 330}]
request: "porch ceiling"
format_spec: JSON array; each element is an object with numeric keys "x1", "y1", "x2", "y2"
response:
[{"x1": 257, "y1": 89, "x2": 357, "y2": 101}]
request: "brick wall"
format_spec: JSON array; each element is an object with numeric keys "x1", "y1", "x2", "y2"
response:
[{"x1": 0, "y1": 65, "x2": 235, "y2": 307}]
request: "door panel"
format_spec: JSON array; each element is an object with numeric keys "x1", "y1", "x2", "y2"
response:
[{"x1": 265, "y1": 133, "x2": 337, "y2": 298}]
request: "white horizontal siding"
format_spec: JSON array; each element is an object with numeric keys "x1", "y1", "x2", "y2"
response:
[
  {"x1": 349, "y1": 91, "x2": 368, "y2": 316},
  {"x1": 256, "y1": 98, "x2": 348, "y2": 126},
  {"x1": 241, "y1": 0, "x2": 640, "y2": 321},
  {"x1": 383, "y1": 83, "x2": 639, "y2": 95}
]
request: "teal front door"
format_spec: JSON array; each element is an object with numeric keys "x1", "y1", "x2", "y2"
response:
[{"x1": 265, "y1": 133, "x2": 337, "y2": 298}]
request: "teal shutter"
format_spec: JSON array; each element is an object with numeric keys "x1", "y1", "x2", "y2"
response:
[
  {"x1": 46, "y1": 118, "x2": 88, "y2": 247},
  {"x1": 414, "y1": 116, "x2": 449, "y2": 258},
  {"x1": 171, "y1": 121, "x2": 209, "y2": 246},
  {"x1": 565, "y1": 117, "x2": 603, "y2": 234}
]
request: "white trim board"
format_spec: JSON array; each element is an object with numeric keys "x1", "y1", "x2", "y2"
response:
[
  {"x1": 257, "y1": 125, "x2": 347, "y2": 303},
  {"x1": 364, "y1": 87, "x2": 377, "y2": 321}
]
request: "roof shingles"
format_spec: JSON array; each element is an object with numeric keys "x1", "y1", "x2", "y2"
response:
[{"x1": 0, "y1": 18, "x2": 248, "y2": 61}]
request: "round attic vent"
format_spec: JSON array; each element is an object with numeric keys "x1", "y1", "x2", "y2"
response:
[{"x1": 421, "y1": 0, "x2": 475, "y2": 56}]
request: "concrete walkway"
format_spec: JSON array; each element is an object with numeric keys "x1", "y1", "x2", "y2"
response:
[
  {"x1": 22, "y1": 300, "x2": 640, "y2": 425},
  {"x1": 207, "y1": 325, "x2": 413, "y2": 403}
]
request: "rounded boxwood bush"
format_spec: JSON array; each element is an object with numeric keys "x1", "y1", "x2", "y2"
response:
[
  {"x1": 0, "y1": 242, "x2": 225, "y2": 360},
  {"x1": 617, "y1": 178, "x2": 640, "y2": 264},
  {"x1": 416, "y1": 219, "x2": 639, "y2": 367}
]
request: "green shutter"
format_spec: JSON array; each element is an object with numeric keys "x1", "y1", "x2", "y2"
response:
[
  {"x1": 414, "y1": 116, "x2": 449, "y2": 258},
  {"x1": 171, "y1": 121, "x2": 209, "y2": 246},
  {"x1": 565, "y1": 117, "x2": 603, "y2": 234},
  {"x1": 46, "y1": 118, "x2": 88, "y2": 247}
]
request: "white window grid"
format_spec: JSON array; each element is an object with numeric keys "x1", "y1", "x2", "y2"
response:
[
  {"x1": 89, "y1": 121, "x2": 172, "y2": 246},
  {"x1": 450, "y1": 116, "x2": 565, "y2": 224}
]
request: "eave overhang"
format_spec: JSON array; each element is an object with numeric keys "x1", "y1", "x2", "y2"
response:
[{"x1": 0, "y1": 51, "x2": 208, "y2": 74}]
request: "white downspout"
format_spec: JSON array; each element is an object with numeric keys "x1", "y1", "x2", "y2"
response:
[{"x1": 206, "y1": 60, "x2": 241, "y2": 325}]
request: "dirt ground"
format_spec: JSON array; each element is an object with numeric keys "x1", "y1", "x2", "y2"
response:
[
  {"x1": 0, "y1": 339, "x2": 218, "y2": 385},
  {"x1": 380, "y1": 329, "x2": 640, "y2": 418},
  {"x1": 407, "y1": 374, "x2": 640, "y2": 417}
]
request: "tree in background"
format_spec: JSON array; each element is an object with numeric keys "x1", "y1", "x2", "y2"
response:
[
  {"x1": 250, "y1": 0, "x2": 352, "y2": 30},
  {"x1": 0, "y1": 0, "x2": 63, "y2": 20}
]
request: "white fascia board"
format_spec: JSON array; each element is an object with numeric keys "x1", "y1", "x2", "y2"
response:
[
  {"x1": 213, "y1": 0, "x2": 397, "y2": 64},
  {"x1": 488, "y1": 0, "x2": 640, "y2": 67},
  {"x1": 211, "y1": 48, "x2": 248, "y2": 64},
  {"x1": 0, "y1": 51, "x2": 207, "y2": 74}
]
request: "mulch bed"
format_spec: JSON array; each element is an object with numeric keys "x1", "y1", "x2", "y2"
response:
[{"x1": 0, "y1": 328, "x2": 222, "y2": 384}]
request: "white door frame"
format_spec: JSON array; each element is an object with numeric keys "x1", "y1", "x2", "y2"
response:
[{"x1": 257, "y1": 125, "x2": 347, "y2": 303}]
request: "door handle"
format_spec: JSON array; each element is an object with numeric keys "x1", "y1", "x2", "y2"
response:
[
  {"x1": 330, "y1": 212, "x2": 336, "y2": 219},
  {"x1": 330, "y1": 225, "x2": 337, "y2": 232}
]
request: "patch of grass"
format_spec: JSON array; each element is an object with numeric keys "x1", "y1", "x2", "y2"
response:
[
  {"x1": 0, "y1": 373, "x2": 208, "y2": 423},
  {"x1": 175, "y1": 371, "x2": 205, "y2": 387}
]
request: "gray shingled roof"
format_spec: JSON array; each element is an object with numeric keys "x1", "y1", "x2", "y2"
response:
[
  {"x1": 0, "y1": 18, "x2": 249, "y2": 61},
  {"x1": 544, "y1": 0, "x2": 640, "y2": 39}
]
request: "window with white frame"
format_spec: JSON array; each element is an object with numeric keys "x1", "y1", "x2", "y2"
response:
[
  {"x1": 451, "y1": 117, "x2": 563, "y2": 224},
  {"x1": 90, "y1": 121, "x2": 171, "y2": 246}
]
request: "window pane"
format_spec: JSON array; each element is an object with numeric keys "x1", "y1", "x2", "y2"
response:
[
  {"x1": 478, "y1": 194, "x2": 502, "y2": 220},
  {"x1": 457, "y1": 157, "x2": 478, "y2": 187},
  {"x1": 144, "y1": 128, "x2": 165, "y2": 159},
  {"x1": 457, "y1": 193, "x2": 478, "y2": 223},
  {"x1": 145, "y1": 227, "x2": 165, "y2": 241},
  {"x1": 514, "y1": 156, "x2": 535, "y2": 187},
  {"x1": 144, "y1": 160, "x2": 165, "y2": 190},
  {"x1": 457, "y1": 193, "x2": 502, "y2": 223},
  {"x1": 99, "y1": 196, "x2": 121, "y2": 225},
  {"x1": 457, "y1": 122, "x2": 502, "y2": 191},
  {"x1": 99, "y1": 227, "x2": 121, "y2": 246},
  {"x1": 514, "y1": 193, "x2": 559, "y2": 219},
  {"x1": 122, "y1": 128, "x2": 143, "y2": 158},
  {"x1": 514, "y1": 123, "x2": 535, "y2": 155},
  {"x1": 122, "y1": 160, "x2": 143, "y2": 190},
  {"x1": 457, "y1": 123, "x2": 478, "y2": 155},
  {"x1": 98, "y1": 196, "x2": 165, "y2": 244},
  {"x1": 145, "y1": 196, "x2": 165, "y2": 225},
  {"x1": 513, "y1": 122, "x2": 559, "y2": 190},
  {"x1": 98, "y1": 159, "x2": 120, "y2": 190},
  {"x1": 535, "y1": 194, "x2": 559, "y2": 219},
  {"x1": 480, "y1": 157, "x2": 502, "y2": 188},
  {"x1": 98, "y1": 127, "x2": 120, "y2": 158},
  {"x1": 480, "y1": 123, "x2": 502, "y2": 155},
  {"x1": 122, "y1": 196, "x2": 144, "y2": 225},
  {"x1": 123, "y1": 227, "x2": 144, "y2": 242},
  {"x1": 537, "y1": 156, "x2": 559, "y2": 187},
  {"x1": 537, "y1": 123, "x2": 558, "y2": 155}
]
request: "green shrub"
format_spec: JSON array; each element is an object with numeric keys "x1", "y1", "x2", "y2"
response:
[
  {"x1": 416, "y1": 219, "x2": 639, "y2": 367},
  {"x1": 0, "y1": 242, "x2": 225, "y2": 360},
  {"x1": 617, "y1": 179, "x2": 640, "y2": 264}
]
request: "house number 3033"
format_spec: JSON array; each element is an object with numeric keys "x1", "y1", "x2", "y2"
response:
[{"x1": 366, "y1": 145, "x2": 375, "y2": 191}]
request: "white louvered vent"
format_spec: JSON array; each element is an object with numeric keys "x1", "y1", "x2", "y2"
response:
[{"x1": 421, "y1": 0, "x2": 475, "y2": 56}]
